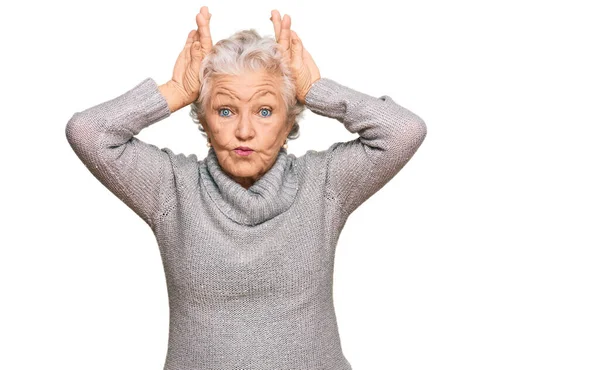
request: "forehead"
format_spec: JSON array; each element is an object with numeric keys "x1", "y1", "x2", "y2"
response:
[{"x1": 212, "y1": 72, "x2": 281, "y2": 102}]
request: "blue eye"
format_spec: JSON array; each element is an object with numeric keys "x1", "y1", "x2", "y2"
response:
[
  {"x1": 217, "y1": 107, "x2": 272, "y2": 118},
  {"x1": 218, "y1": 108, "x2": 231, "y2": 117}
]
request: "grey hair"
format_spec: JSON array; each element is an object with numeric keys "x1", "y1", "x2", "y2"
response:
[{"x1": 189, "y1": 29, "x2": 305, "y2": 141}]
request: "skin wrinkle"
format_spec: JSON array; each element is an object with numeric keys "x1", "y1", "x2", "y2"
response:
[
  {"x1": 214, "y1": 89, "x2": 276, "y2": 102},
  {"x1": 201, "y1": 70, "x2": 293, "y2": 190}
]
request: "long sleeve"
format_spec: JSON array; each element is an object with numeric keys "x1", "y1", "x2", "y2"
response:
[
  {"x1": 65, "y1": 77, "x2": 183, "y2": 230},
  {"x1": 304, "y1": 77, "x2": 427, "y2": 216}
]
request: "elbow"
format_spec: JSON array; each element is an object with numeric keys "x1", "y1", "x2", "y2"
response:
[
  {"x1": 388, "y1": 113, "x2": 427, "y2": 152},
  {"x1": 65, "y1": 112, "x2": 105, "y2": 162},
  {"x1": 65, "y1": 112, "x2": 85, "y2": 154},
  {"x1": 369, "y1": 98, "x2": 427, "y2": 171},
  {"x1": 400, "y1": 111, "x2": 427, "y2": 146},
  {"x1": 379, "y1": 114, "x2": 427, "y2": 169},
  {"x1": 381, "y1": 97, "x2": 427, "y2": 151},
  {"x1": 65, "y1": 112, "x2": 81, "y2": 149},
  {"x1": 403, "y1": 115, "x2": 427, "y2": 156},
  {"x1": 413, "y1": 115, "x2": 427, "y2": 144},
  {"x1": 65, "y1": 112, "x2": 103, "y2": 152}
]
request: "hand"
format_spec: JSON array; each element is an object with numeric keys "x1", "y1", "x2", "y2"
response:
[
  {"x1": 159, "y1": 6, "x2": 213, "y2": 112},
  {"x1": 270, "y1": 10, "x2": 321, "y2": 104}
]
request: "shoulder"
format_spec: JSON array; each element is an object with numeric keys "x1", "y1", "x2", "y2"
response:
[
  {"x1": 288, "y1": 142, "x2": 347, "y2": 185},
  {"x1": 160, "y1": 147, "x2": 200, "y2": 166},
  {"x1": 291, "y1": 142, "x2": 348, "y2": 170},
  {"x1": 290, "y1": 148, "x2": 326, "y2": 178},
  {"x1": 158, "y1": 147, "x2": 202, "y2": 181}
]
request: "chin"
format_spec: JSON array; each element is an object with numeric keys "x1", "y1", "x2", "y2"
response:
[{"x1": 225, "y1": 163, "x2": 258, "y2": 178}]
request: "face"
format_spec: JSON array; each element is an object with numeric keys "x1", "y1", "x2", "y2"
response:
[{"x1": 202, "y1": 70, "x2": 292, "y2": 190}]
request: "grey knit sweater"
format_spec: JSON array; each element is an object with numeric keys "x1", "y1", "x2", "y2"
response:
[{"x1": 65, "y1": 76, "x2": 427, "y2": 370}]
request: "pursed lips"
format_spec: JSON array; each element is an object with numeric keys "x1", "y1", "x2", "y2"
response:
[{"x1": 234, "y1": 147, "x2": 254, "y2": 156}]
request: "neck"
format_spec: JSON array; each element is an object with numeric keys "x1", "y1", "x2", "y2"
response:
[
  {"x1": 223, "y1": 158, "x2": 279, "y2": 190},
  {"x1": 233, "y1": 176, "x2": 254, "y2": 190},
  {"x1": 200, "y1": 146, "x2": 299, "y2": 226}
]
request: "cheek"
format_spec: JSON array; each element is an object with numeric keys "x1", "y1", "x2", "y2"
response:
[
  {"x1": 257, "y1": 126, "x2": 283, "y2": 146},
  {"x1": 266, "y1": 116, "x2": 288, "y2": 136},
  {"x1": 206, "y1": 116, "x2": 225, "y2": 136}
]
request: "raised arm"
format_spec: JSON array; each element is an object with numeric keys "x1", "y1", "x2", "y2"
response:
[
  {"x1": 65, "y1": 78, "x2": 180, "y2": 229},
  {"x1": 269, "y1": 11, "x2": 427, "y2": 216},
  {"x1": 65, "y1": 7, "x2": 213, "y2": 229},
  {"x1": 304, "y1": 77, "x2": 428, "y2": 216}
]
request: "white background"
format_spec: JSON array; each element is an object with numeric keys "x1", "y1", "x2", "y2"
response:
[{"x1": 1, "y1": 0, "x2": 599, "y2": 369}]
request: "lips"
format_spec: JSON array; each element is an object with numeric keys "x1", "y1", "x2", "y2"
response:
[{"x1": 234, "y1": 147, "x2": 254, "y2": 156}]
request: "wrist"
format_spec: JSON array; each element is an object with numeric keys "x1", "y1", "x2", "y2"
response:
[
  {"x1": 158, "y1": 81, "x2": 188, "y2": 113},
  {"x1": 300, "y1": 77, "x2": 321, "y2": 104}
]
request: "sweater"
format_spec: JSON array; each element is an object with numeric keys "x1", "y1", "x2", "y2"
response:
[{"x1": 65, "y1": 76, "x2": 427, "y2": 370}]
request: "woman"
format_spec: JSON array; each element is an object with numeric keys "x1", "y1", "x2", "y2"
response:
[{"x1": 65, "y1": 6, "x2": 427, "y2": 370}]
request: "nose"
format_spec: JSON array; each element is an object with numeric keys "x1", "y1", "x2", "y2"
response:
[{"x1": 235, "y1": 111, "x2": 255, "y2": 140}]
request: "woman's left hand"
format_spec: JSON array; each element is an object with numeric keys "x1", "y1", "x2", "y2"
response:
[{"x1": 270, "y1": 10, "x2": 321, "y2": 104}]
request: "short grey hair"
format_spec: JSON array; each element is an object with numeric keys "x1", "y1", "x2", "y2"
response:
[{"x1": 189, "y1": 29, "x2": 305, "y2": 140}]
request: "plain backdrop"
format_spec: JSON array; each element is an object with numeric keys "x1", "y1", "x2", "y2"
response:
[{"x1": 1, "y1": 0, "x2": 599, "y2": 369}]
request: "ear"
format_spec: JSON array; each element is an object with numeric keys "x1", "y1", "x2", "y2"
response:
[
  {"x1": 199, "y1": 106, "x2": 212, "y2": 135},
  {"x1": 285, "y1": 119, "x2": 294, "y2": 138},
  {"x1": 199, "y1": 121, "x2": 213, "y2": 145},
  {"x1": 200, "y1": 121, "x2": 209, "y2": 133},
  {"x1": 198, "y1": 120, "x2": 207, "y2": 133}
]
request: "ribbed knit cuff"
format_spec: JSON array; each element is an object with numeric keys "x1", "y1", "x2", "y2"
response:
[
  {"x1": 114, "y1": 77, "x2": 172, "y2": 133},
  {"x1": 304, "y1": 77, "x2": 354, "y2": 121}
]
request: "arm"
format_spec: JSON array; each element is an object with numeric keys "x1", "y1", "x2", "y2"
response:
[
  {"x1": 65, "y1": 77, "x2": 183, "y2": 229},
  {"x1": 304, "y1": 77, "x2": 428, "y2": 216}
]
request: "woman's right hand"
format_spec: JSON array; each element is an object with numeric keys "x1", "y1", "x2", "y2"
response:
[{"x1": 159, "y1": 6, "x2": 213, "y2": 113}]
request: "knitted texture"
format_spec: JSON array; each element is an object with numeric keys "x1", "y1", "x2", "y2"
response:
[{"x1": 65, "y1": 76, "x2": 427, "y2": 370}]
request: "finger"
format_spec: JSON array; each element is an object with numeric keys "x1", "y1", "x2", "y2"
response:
[
  {"x1": 270, "y1": 10, "x2": 282, "y2": 41},
  {"x1": 278, "y1": 14, "x2": 292, "y2": 54},
  {"x1": 184, "y1": 30, "x2": 196, "y2": 48},
  {"x1": 196, "y1": 6, "x2": 213, "y2": 52},
  {"x1": 200, "y1": 5, "x2": 212, "y2": 25}
]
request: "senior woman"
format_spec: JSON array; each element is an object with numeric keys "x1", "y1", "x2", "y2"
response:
[{"x1": 65, "y1": 6, "x2": 427, "y2": 370}]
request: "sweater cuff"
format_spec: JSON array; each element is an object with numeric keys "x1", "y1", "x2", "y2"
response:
[
  {"x1": 303, "y1": 77, "x2": 356, "y2": 121},
  {"x1": 117, "y1": 77, "x2": 172, "y2": 133}
]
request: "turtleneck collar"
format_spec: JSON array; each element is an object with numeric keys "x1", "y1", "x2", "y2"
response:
[{"x1": 199, "y1": 147, "x2": 299, "y2": 226}]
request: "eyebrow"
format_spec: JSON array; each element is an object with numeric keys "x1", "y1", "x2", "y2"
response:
[{"x1": 215, "y1": 90, "x2": 276, "y2": 101}]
